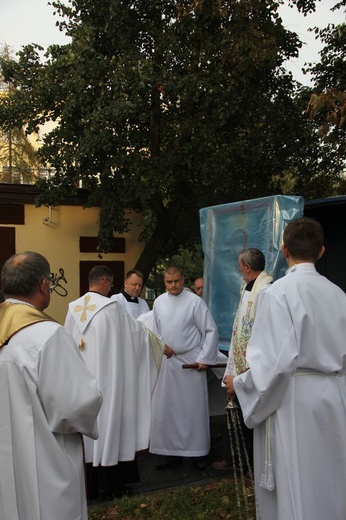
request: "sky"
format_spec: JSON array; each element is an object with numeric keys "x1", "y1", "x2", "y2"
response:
[{"x1": 0, "y1": 0, "x2": 345, "y2": 85}]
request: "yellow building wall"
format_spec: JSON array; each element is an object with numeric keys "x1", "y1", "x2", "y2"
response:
[{"x1": 11, "y1": 204, "x2": 145, "y2": 324}]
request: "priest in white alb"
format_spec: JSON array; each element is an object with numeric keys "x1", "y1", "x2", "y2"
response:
[
  {"x1": 65, "y1": 265, "x2": 164, "y2": 498},
  {"x1": 213, "y1": 248, "x2": 272, "y2": 472},
  {"x1": 110, "y1": 269, "x2": 149, "y2": 319},
  {"x1": 225, "y1": 217, "x2": 346, "y2": 520},
  {"x1": 150, "y1": 265, "x2": 219, "y2": 470},
  {"x1": 0, "y1": 252, "x2": 102, "y2": 520}
]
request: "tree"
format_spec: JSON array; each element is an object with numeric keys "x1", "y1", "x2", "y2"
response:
[
  {"x1": 303, "y1": 4, "x2": 346, "y2": 196},
  {"x1": 0, "y1": 0, "x2": 341, "y2": 279},
  {"x1": 305, "y1": 2, "x2": 346, "y2": 132},
  {"x1": 306, "y1": 3, "x2": 346, "y2": 135},
  {"x1": 0, "y1": 44, "x2": 41, "y2": 183},
  {"x1": 146, "y1": 243, "x2": 204, "y2": 298},
  {"x1": 274, "y1": 82, "x2": 346, "y2": 200},
  {"x1": 0, "y1": 127, "x2": 41, "y2": 183},
  {"x1": 271, "y1": 1, "x2": 346, "y2": 198}
]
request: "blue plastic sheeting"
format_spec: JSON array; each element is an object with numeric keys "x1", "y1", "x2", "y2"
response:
[{"x1": 199, "y1": 195, "x2": 304, "y2": 352}]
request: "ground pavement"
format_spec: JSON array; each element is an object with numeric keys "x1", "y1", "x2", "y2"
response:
[{"x1": 88, "y1": 414, "x2": 233, "y2": 506}]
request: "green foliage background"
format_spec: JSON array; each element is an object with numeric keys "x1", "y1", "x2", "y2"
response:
[{"x1": 0, "y1": 0, "x2": 345, "y2": 278}]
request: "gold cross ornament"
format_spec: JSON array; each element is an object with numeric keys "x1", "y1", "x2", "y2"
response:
[{"x1": 74, "y1": 294, "x2": 97, "y2": 322}]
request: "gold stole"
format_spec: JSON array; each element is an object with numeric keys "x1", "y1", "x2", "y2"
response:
[{"x1": 0, "y1": 301, "x2": 55, "y2": 348}]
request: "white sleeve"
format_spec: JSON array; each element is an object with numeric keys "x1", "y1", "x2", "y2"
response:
[
  {"x1": 38, "y1": 325, "x2": 102, "y2": 439},
  {"x1": 221, "y1": 342, "x2": 233, "y2": 385}
]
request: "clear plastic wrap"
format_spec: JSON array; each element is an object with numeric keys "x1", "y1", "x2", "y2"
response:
[{"x1": 199, "y1": 195, "x2": 304, "y2": 351}]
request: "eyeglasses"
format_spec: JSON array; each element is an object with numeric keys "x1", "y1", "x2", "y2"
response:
[
  {"x1": 103, "y1": 278, "x2": 114, "y2": 288},
  {"x1": 45, "y1": 276, "x2": 53, "y2": 288}
]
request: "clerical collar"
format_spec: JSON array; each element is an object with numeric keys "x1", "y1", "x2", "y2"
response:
[
  {"x1": 245, "y1": 279, "x2": 256, "y2": 291},
  {"x1": 122, "y1": 290, "x2": 139, "y2": 304},
  {"x1": 89, "y1": 290, "x2": 108, "y2": 297}
]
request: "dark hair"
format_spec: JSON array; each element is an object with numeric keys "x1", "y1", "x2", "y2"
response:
[
  {"x1": 164, "y1": 265, "x2": 184, "y2": 277},
  {"x1": 238, "y1": 248, "x2": 265, "y2": 272},
  {"x1": 125, "y1": 269, "x2": 144, "y2": 280},
  {"x1": 283, "y1": 217, "x2": 324, "y2": 261},
  {"x1": 88, "y1": 265, "x2": 113, "y2": 284},
  {"x1": 1, "y1": 251, "x2": 50, "y2": 298}
]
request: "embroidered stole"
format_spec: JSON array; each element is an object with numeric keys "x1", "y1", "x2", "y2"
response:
[
  {"x1": 0, "y1": 302, "x2": 54, "y2": 348},
  {"x1": 232, "y1": 271, "x2": 273, "y2": 375}
]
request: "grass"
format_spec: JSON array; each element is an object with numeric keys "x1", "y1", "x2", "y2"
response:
[{"x1": 88, "y1": 477, "x2": 256, "y2": 520}]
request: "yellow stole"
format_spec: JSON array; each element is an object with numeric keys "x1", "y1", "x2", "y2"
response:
[{"x1": 0, "y1": 301, "x2": 55, "y2": 348}]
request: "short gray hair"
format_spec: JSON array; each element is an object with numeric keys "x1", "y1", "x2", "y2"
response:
[
  {"x1": 1, "y1": 251, "x2": 50, "y2": 298},
  {"x1": 238, "y1": 248, "x2": 265, "y2": 272}
]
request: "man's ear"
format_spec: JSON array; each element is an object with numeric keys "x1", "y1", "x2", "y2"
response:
[
  {"x1": 317, "y1": 245, "x2": 325, "y2": 260},
  {"x1": 38, "y1": 277, "x2": 49, "y2": 296},
  {"x1": 281, "y1": 243, "x2": 289, "y2": 258}
]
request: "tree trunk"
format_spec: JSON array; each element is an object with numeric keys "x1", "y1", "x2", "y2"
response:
[{"x1": 134, "y1": 200, "x2": 183, "y2": 283}]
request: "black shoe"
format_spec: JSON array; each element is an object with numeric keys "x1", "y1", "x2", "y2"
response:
[
  {"x1": 212, "y1": 459, "x2": 232, "y2": 470},
  {"x1": 192, "y1": 457, "x2": 207, "y2": 470},
  {"x1": 156, "y1": 456, "x2": 183, "y2": 470}
]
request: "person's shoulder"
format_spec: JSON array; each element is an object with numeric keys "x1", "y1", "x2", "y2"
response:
[
  {"x1": 8, "y1": 319, "x2": 62, "y2": 355},
  {"x1": 269, "y1": 265, "x2": 335, "y2": 294},
  {"x1": 30, "y1": 320, "x2": 71, "y2": 349},
  {"x1": 89, "y1": 298, "x2": 129, "y2": 328},
  {"x1": 182, "y1": 287, "x2": 197, "y2": 297},
  {"x1": 319, "y1": 275, "x2": 346, "y2": 298},
  {"x1": 268, "y1": 274, "x2": 289, "y2": 293},
  {"x1": 185, "y1": 289, "x2": 208, "y2": 308},
  {"x1": 110, "y1": 293, "x2": 122, "y2": 301},
  {"x1": 110, "y1": 294, "x2": 127, "y2": 311},
  {"x1": 102, "y1": 299, "x2": 144, "y2": 330},
  {"x1": 258, "y1": 282, "x2": 272, "y2": 296},
  {"x1": 138, "y1": 298, "x2": 150, "y2": 314},
  {"x1": 152, "y1": 292, "x2": 168, "y2": 308},
  {"x1": 186, "y1": 287, "x2": 202, "y2": 299},
  {"x1": 258, "y1": 273, "x2": 289, "y2": 302},
  {"x1": 155, "y1": 291, "x2": 168, "y2": 300},
  {"x1": 94, "y1": 294, "x2": 122, "y2": 310}
]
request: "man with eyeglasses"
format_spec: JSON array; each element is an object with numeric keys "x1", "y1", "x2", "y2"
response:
[
  {"x1": 65, "y1": 265, "x2": 164, "y2": 500},
  {"x1": 0, "y1": 252, "x2": 102, "y2": 520},
  {"x1": 111, "y1": 269, "x2": 150, "y2": 319}
]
